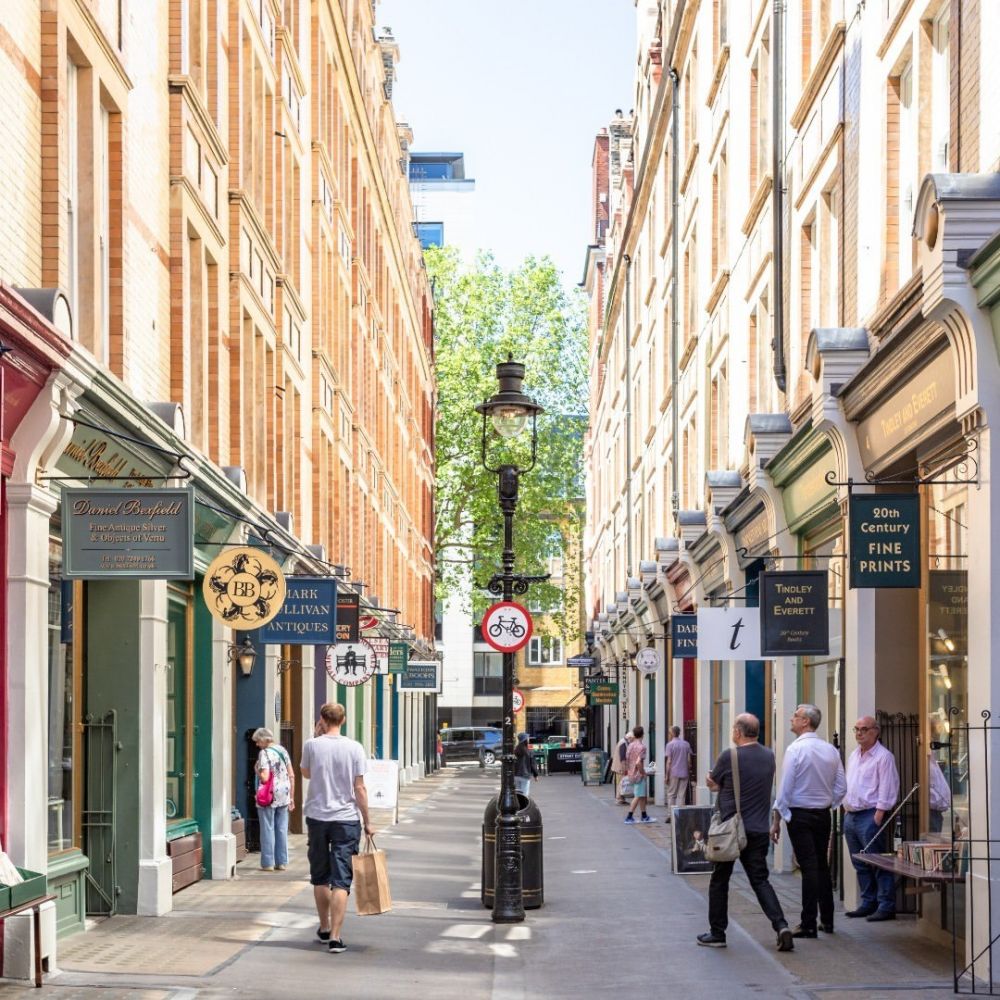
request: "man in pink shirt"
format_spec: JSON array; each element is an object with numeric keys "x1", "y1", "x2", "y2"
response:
[{"x1": 843, "y1": 715, "x2": 900, "y2": 921}]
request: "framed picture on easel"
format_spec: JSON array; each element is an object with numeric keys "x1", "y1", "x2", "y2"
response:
[{"x1": 672, "y1": 805, "x2": 715, "y2": 874}]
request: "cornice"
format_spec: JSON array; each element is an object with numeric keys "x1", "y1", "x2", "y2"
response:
[
  {"x1": 168, "y1": 75, "x2": 229, "y2": 166},
  {"x1": 790, "y1": 23, "x2": 846, "y2": 130}
]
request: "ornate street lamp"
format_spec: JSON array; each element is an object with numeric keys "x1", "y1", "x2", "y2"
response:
[
  {"x1": 228, "y1": 638, "x2": 258, "y2": 678},
  {"x1": 475, "y1": 356, "x2": 545, "y2": 923}
]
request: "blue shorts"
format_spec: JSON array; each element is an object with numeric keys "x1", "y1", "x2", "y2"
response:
[
  {"x1": 306, "y1": 818, "x2": 361, "y2": 890},
  {"x1": 631, "y1": 779, "x2": 647, "y2": 798}
]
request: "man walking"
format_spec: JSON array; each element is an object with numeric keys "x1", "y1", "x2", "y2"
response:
[
  {"x1": 611, "y1": 731, "x2": 632, "y2": 804},
  {"x1": 843, "y1": 715, "x2": 900, "y2": 921},
  {"x1": 663, "y1": 725, "x2": 692, "y2": 822},
  {"x1": 770, "y1": 704, "x2": 846, "y2": 938},
  {"x1": 300, "y1": 702, "x2": 374, "y2": 953},
  {"x1": 624, "y1": 726, "x2": 654, "y2": 824},
  {"x1": 697, "y1": 713, "x2": 793, "y2": 952}
]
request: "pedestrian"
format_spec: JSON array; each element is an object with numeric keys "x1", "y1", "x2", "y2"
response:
[
  {"x1": 769, "y1": 704, "x2": 846, "y2": 938},
  {"x1": 514, "y1": 732, "x2": 539, "y2": 796},
  {"x1": 697, "y1": 712, "x2": 794, "y2": 952},
  {"x1": 299, "y1": 702, "x2": 374, "y2": 954},
  {"x1": 253, "y1": 727, "x2": 295, "y2": 872},
  {"x1": 611, "y1": 731, "x2": 633, "y2": 804},
  {"x1": 663, "y1": 725, "x2": 693, "y2": 822},
  {"x1": 843, "y1": 715, "x2": 900, "y2": 921},
  {"x1": 624, "y1": 726, "x2": 654, "y2": 824}
]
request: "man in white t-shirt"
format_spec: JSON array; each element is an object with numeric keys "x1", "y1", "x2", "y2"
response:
[{"x1": 300, "y1": 702, "x2": 373, "y2": 954}]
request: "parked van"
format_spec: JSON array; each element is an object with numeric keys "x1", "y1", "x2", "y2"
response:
[{"x1": 439, "y1": 726, "x2": 502, "y2": 764}]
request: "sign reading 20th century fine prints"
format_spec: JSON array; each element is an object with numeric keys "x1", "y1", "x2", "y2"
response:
[
  {"x1": 759, "y1": 571, "x2": 829, "y2": 656},
  {"x1": 849, "y1": 493, "x2": 920, "y2": 588},
  {"x1": 62, "y1": 487, "x2": 195, "y2": 578}
]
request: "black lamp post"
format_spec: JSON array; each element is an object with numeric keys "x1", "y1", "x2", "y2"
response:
[{"x1": 475, "y1": 356, "x2": 546, "y2": 923}]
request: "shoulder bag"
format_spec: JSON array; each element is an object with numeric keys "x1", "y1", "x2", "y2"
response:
[
  {"x1": 707, "y1": 747, "x2": 748, "y2": 863},
  {"x1": 255, "y1": 749, "x2": 276, "y2": 807}
]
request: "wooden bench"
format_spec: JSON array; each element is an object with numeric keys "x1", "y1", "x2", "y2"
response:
[
  {"x1": 0, "y1": 894, "x2": 57, "y2": 987},
  {"x1": 851, "y1": 852, "x2": 964, "y2": 883}
]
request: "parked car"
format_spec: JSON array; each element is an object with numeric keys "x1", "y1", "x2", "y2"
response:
[{"x1": 439, "y1": 726, "x2": 502, "y2": 764}]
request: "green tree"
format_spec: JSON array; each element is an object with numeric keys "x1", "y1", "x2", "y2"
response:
[{"x1": 428, "y1": 248, "x2": 587, "y2": 633}]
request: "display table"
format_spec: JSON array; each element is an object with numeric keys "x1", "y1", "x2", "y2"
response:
[
  {"x1": 0, "y1": 893, "x2": 57, "y2": 987},
  {"x1": 851, "y1": 853, "x2": 964, "y2": 883}
]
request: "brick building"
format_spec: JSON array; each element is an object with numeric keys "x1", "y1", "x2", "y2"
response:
[
  {"x1": 0, "y1": 0, "x2": 435, "y2": 977},
  {"x1": 585, "y1": 0, "x2": 1000, "y2": 976}
]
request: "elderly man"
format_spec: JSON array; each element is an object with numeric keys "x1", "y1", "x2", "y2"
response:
[
  {"x1": 770, "y1": 704, "x2": 846, "y2": 938},
  {"x1": 663, "y1": 725, "x2": 693, "y2": 822},
  {"x1": 697, "y1": 713, "x2": 793, "y2": 952},
  {"x1": 843, "y1": 715, "x2": 900, "y2": 921}
]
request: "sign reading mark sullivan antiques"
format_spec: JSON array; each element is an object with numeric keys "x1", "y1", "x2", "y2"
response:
[
  {"x1": 849, "y1": 493, "x2": 920, "y2": 588},
  {"x1": 759, "y1": 571, "x2": 829, "y2": 656},
  {"x1": 336, "y1": 592, "x2": 360, "y2": 643},
  {"x1": 671, "y1": 614, "x2": 698, "y2": 657},
  {"x1": 62, "y1": 487, "x2": 195, "y2": 578},
  {"x1": 254, "y1": 577, "x2": 337, "y2": 644},
  {"x1": 203, "y1": 547, "x2": 286, "y2": 628}
]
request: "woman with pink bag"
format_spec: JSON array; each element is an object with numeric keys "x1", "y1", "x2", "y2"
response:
[{"x1": 253, "y1": 727, "x2": 295, "y2": 871}]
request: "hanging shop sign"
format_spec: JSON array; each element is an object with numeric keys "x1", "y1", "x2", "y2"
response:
[
  {"x1": 635, "y1": 647, "x2": 660, "y2": 674},
  {"x1": 254, "y1": 577, "x2": 337, "y2": 644},
  {"x1": 481, "y1": 601, "x2": 533, "y2": 654},
  {"x1": 397, "y1": 659, "x2": 441, "y2": 693},
  {"x1": 567, "y1": 655, "x2": 595, "y2": 670},
  {"x1": 326, "y1": 641, "x2": 377, "y2": 686},
  {"x1": 586, "y1": 680, "x2": 619, "y2": 706},
  {"x1": 696, "y1": 607, "x2": 761, "y2": 660},
  {"x1": 759, "y1": 571, "x2": 829, "y2": 656},
  {"x1": 366, "y1": 636, "x2": 390, "y2": 674},
  {"x1": 388, "y1": 642, "x2": 409, "y2": 674},
  {"x1": 848, "y1": 493, "x2": 920, "y2": 588},
  {"x1": 671, "y1": 614, "x2": 698, "y2": 657},
  {"x1": 62, "y1": 487, "x2": 195, "y2": 579},
  {"x1": 203, "y1": 547, "x2": 286, "y2": 628},
  {"x1": 336, "y1": 592, "x2": 360, "y2": 643}
]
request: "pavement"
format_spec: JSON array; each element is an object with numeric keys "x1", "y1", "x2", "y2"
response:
[{"x1": 0, "y1": 766, "x2": 958, "y2": 1000}]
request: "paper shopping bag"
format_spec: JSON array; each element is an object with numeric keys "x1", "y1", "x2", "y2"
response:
[{"x1": 352, "y1": 836, "x2": 392, "y2": 915}]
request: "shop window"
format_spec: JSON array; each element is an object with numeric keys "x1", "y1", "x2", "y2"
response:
[
  {"x1": 528, "y1": 637, "x2": 563, "y2": 666},
  {"x1": 710, "y1": 661, "x2": 730, "y2": 762},
  {"x1": 473, "y1": 652, "x2": 502, "y2": 696},
  {"x1": 166, "y1": 588, "x2": 194, "y2": 826},
  {"x1": 47, "y1": 538, "x2": 77, "y2": 854}
]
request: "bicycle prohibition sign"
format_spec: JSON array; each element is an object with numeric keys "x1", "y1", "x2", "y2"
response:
[{"x1": 481, "y1": 601, "x2": 534, "y2": 654}]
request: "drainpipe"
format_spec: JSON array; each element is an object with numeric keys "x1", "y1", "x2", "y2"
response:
[
  {"x1": 624, "y1": 253, "x2": 634, "y2": 577},
  {"x1": 669, "y1": 69, "x2": 680, "y2": 515},
  {"x1": 771, "y1": 0, "x2": 787, "y2": 394}
]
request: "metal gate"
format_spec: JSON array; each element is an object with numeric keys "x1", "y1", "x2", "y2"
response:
[
  {"x1": 82, "y1": 710, "x2": 118, "y2": 916},
  {"x1": 683, "y1": 721, "x2": 697, "y2": 805}
]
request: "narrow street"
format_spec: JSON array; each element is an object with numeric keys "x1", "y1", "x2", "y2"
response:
[{"x1": 0, "y1": 767, "x2": 955, "y2": 1000}]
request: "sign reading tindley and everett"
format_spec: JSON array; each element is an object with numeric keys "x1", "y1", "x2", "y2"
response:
[
  {"x1": 759, "y1": 571, "x2": 829, "y2": 656},
  {"x1": 63, "y1": 487, "x2": 195, "y2": 578},
  {"x1": 849, "y1": 493, "x2": 920, "y2": 588},
  {"x1": 255, "y1": 577, "x2": 337, "y2": 644}
]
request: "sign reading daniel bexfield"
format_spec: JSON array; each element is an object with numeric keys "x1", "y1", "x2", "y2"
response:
[{"x1": 63, "y1": 487, "x2": 194, "y2": 579}]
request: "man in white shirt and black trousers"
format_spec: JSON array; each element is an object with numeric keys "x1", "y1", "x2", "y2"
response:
[{"x1": 770, "y1": 704, "x2": 846, "y2": 939}]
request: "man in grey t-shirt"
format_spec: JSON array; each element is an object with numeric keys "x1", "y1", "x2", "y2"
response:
[{"x1": 299, "y1": 702, "x2": 373, "y2": 954}]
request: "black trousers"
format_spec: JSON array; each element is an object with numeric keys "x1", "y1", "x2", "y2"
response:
[
  {"x1": 708, "y1": 831, "x2": 787, "y2": 936},
  {"x1": 786, "y1": 807, "x2": 834, "y2": 930}
]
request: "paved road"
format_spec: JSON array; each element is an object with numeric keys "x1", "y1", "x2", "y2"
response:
[{"x1": 0, "y1": 765, "x2": 956, "y2": 1000}]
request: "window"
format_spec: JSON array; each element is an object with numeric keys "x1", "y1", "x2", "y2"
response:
[
  {"x1": 896, "y1": 62, "x2": 916, "y2": 286},
  {"x1": 66, "y1": 60, "x2": 79, "y2": 325},
  {"x1": 528, "y1": 636, "x2": 564, "y2": 665},
  {"x1": 474, "y1": 652, "x2": 503, "y2": 696},
  {"x1": 47, "y1": 538, "x2": 76, "y2": 853},
  {"x1": 166, "y1": 589, "x2": 193, "y2": 825},
  {"x1": 409, "y1": 159, "x2": 453, "y2": 180},
  {"x1": 416, "y1": 222, "x2": 444, "y2": 249},
  {"x1": 930, "y1": 8, "x2": 950, "y2": 171}
]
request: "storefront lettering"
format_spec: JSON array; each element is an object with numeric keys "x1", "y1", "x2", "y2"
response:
[
  {"x1": 62, "y1": 437, "x2": 155, "y2": 487},
  {"x1": 849, "y1": 494, "x2": 920, "y2": 588}
]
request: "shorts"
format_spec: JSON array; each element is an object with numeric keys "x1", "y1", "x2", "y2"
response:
[
  {"x1": 306, "y1": 818, "x2": 362, "y2": 890},
  {"x1": 630, "y1": 779, "x2": 647, "y2": 798}
]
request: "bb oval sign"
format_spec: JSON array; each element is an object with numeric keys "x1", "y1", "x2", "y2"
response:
[{"x1": 203, "y1": 547, "x2": 286, "y2": 628}]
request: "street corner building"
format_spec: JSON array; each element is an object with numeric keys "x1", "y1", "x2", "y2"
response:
[
  {"x1": 0, "y1": 0, "x2": 438, "y2": 981},
  {"x1": 582, "y1": 0, "x2": 1000, "y2": 988}
]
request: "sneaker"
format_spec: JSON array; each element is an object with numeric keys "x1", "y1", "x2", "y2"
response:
[
  {"x1": 316, "y1": 928, "x2": 331, "y2": 943},
  {"x1": 640, "y1": 816, "x2": 655, "y2": 824},
  {"x1": 776, "y1": 927, "x2": 794, "y2": 952},
  {"x1": 259, "y1": 866, "x2": 275, "y2": 872},
  {"x1": 696, "y1": 932, "x2": 726, "y2": 948},
  {"x1": 328, "y1": 938, "x2": 347, "y2": 954},
  {"x1": 275, "y1": 864, "x2": 287, "y2": 871},
  {"x1": 624, "y1": 814, "x2": 636, "y2": 824}
]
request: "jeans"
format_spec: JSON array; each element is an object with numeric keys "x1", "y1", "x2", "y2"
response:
[
  {"x1": 787, "y1": 807, "x2": 834, "y2": 930},
  {"x1": 844, "y1": 808, "x2": 895, "y2": 913},
  {"x1": 258, "y1": 805, "x2": 289, "y2": 868},
  {"x1": 708, "y1": 831, "x2": 787, "y2": 937},
  {"x1": 515, "y1": 777, "x2": 531, "y2": 797}
]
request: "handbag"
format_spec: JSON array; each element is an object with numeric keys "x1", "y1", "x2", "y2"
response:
[
  {"x1": 255, "y1": 750, "x2": 275, "y2": 807},
  {"x1": 707, "y1": 747, "x2": 748, "y2": 863},
  {"x1": 352, "y1": 835, "x2": 392, "y2": 915}
]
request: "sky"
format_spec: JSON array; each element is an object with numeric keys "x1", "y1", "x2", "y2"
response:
[{"x1": 379, "y1": 0, "x2": 636, "y2": 289}]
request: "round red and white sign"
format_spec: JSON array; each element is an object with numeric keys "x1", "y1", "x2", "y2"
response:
[
  {"x1": 359, "y1": 614, "x2": 379, "y2": 633},
  {"x1": 512, "y1": 688, "x2": 525, "y2": 713},
  {"x1": 481, "y1": 601, "x2": 533, "y2": 653}
]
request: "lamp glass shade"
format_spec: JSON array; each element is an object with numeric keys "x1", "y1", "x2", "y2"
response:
[
  {"x1": 237, "y1": 640, "x2": 257, "y2": 677},
  {"x1": 491, "y1": 404, "x2": 529, "y2": 439}
]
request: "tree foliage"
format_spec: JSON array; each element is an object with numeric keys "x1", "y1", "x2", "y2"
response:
[{"x1": 428, "y1": 248, "x2": 588, "y2": 635}]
